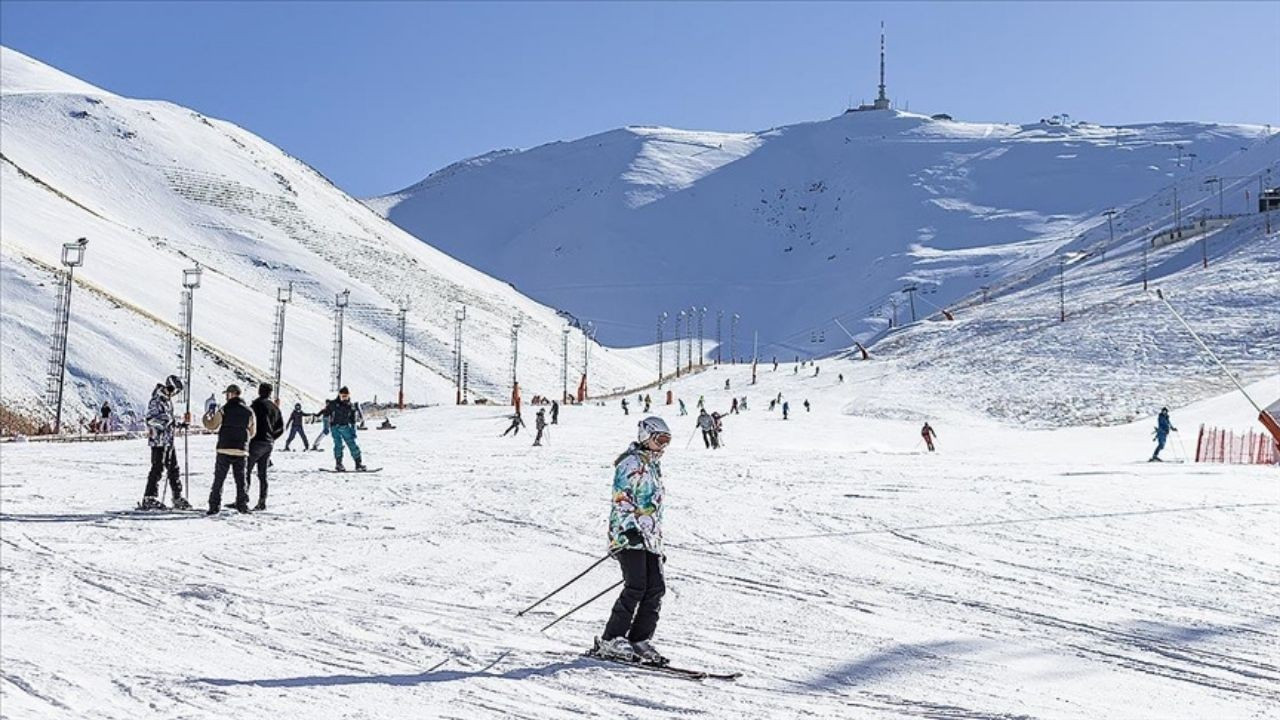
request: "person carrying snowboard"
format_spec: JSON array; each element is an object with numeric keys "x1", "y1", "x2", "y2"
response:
[
  {"x1": 502, "y1": 411, "x2": 525, "y2": 437},
  {"x1": 202, "y1": 384, "x2": 256, "y2": 514},
  {"x1": 533, "y1": 408, "x2": 547, "y2": 446},
  {"x1": 140, "y1": 375, "x2": 192, "y2": 510},
  {"x1": 321, "y1": 387, "x2": 366, "y2": 471},
  {"x1": 593, "y1": 416, "x2": 671, "y2": 666},
  {"x1": 247, "y1": 383, "x2": 284, "y2": 510},
  {"x1": 284, "y1": 403, "x2": 309, "y2": 451},
  {"x1": 921, "y1": 422, "x2": 937, "y2": 452},
  {"x1": 1150, "y1": 407, "x2": 1177, "y2": 462}
]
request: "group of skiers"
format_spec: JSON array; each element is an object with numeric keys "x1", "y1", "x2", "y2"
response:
[
  {"x1": 501, "y1": 400, "x2": 559, "y2": 446},
  {"x1": 140, "y1": 376, "x2": 369, "y2": 514}
]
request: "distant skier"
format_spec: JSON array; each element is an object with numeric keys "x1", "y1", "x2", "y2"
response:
[
  {"x1": 202, "y1": 384, "x2": 256, "y2": 515},
  {"x1": 804, "y1": 399, "x2": 811, "y2": 412},
  {"x1": 677, "y1": 398, "x2": 687, "y2": 416},
  {"x1": 772, "y1": 357, "x2": 778, "y2": 372},
  {"x1": 247, "y1": 383, "x2": 283, "y2": 510},
  {"x1": 724, "y1": 378, "x2": 730, "y2": 391},
  {"x1": 711, "y1": 412, "x2": 724, "y2": 448},
  {"x1": 921, "y1": 422, "x2": 937, "y2": 452},
  {"x1": 533, "y1": 408, "x2": 547, "y2": 446},
  {"x1": 697, "y1": 409, "x2": 716, "y2": 449},
  {"x1": 140, "y1": 375, "x2": 192, "y2": 510},
  {"x1": 99, "y1": 401, "x2": 112, "y2": 434},
  {"x1": 621, "y1": 398, "x2": 630, "y2": 416},
  {"x1": 769, "y1": 399, "x2": 777, "y2": 412},
  {"x1": 311, "y1": 398, "x2": 333, "y2": 451},
  {"x1": 739, "y1": 396, "x2": 748, "y2": 411},
  {"x1": 814, "y1": 366, "x2": 820, "y2": 377},
  {"x1": 321, "y1": 387, "x2": 366, "y2": 471},
  {"x1": 551, "y1": 400, "x2": 560, "y2": 425},
  {"x1": 782, "y1": 401, "x2": 790, "y2": 420},
  {"x1": 839, "y1": 373, "x2": 844, "y2": 383},
  {"x1": 730, "y1": 397, "x2": 739, "y2": 414},
  {"x1": 1150, "y1": 407, "x2": 1177, "y2": 462},
  {"x1": 502, "y1": 411, "x2": 525, "y2": 437},
  {"x1": 643, "y1": 395, "x2": 651, "y2": 413},
  {"x1": 284, "y1": 403, "x2": 309, "y2": 451},
  {"x1": 697, "y1": 395, "x2": 704, "y2": 410},
  {"x1": 593, "y1": 416, "x2": 671, "y2": 666}
]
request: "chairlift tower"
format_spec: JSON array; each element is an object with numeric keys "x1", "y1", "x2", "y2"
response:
[
  {"x1": 45, "y1": 238, "x2": 88, "y2": 433},
  {"x1": 675, "y1": 311, "x2": 684, "y2": 378},
  {"x1": 178, "y1": 264, "x2": 203, "y2": 425},
  {"x1": 715, "y1": 310, "x2": 723, "y2": 366},
  {"x1": 509, "y1": 316, "x2": 522, "y2": 406},
  {"x1": 687, "y1": 306, "x2": 695, "y2": 372},
  {"x1": 561, "y1": 328, "x2": 570, "y2": 404},
  {"x1": 582, "y1": 321, "x2": 592, "y2": 401},
  {"x1": 454, "y1": 306, "x2": 467, "y2": 404},
  {"x1": 395, "y1": 298, "x2": 409, "y2": 409},
  {"x1": 657, "y1": 313, "x2": 667, "y2": 387},
  {"x1": 269, "y1": 283, "x2": 292, "y2": 403},
  {"x1": 330, "y1": 290, "x2": 350, "y2": 392}
]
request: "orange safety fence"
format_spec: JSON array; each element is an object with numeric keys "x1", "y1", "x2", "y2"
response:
[{"x1": 1195, "y1": 424, "x2": 1279, "y2": 465}]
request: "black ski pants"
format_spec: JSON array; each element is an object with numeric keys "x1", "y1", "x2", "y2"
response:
[
  {"x1": 209, "y1": 453, "x2": 249, "y2": 510},
  {"x1": 285, "y1": 424, "x2": 308, "y2": 450},
  {"x1": 247, "y1": 440, "x2": 273, "y2": 504},
  {"x1": 533, "y1": 427, "x2": 544, "y2": 446},
  {"x1": 145, "y1": 444, "x2": 183, "y2": 499},
  {"x1": 603, "y1": 549, "x2": 665, "y2": 643}
]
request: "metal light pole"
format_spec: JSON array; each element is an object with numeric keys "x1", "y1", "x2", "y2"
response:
[
  {"x1": 1102, "y1": 209, "x2": 1117, "y2": 258},
  {"x1": 396, "y1": 298, "x2": 409, "y2": 409},
  {"x1": 454, "y1": 306, "x2": 467, "y2": 404},
  {"x1": 510, "y1": 316, "x2": 522, "y2": 405},
  {"x1": 330, "y1": 289, "x2": 350, "y2": 392},
  {"x1": 179, "y1": 263, "x2": 202, "y2": 499},
  {"x1": 686, "y1": 306, "x2": 695, "y2": 372},
  {"x1": 47, "y1": 238, "x2": 88, "y2": 433},
  {"x1": 697, "y1": 307, "x2": 706, "y2": 367},
  {"x1": 269, "y1": 283, "x2": 292, "y2": 403},
  {"x1": 888, "y1": 297, "x2": 899, "y2": 328},
  {"x1": 1058, "y1": 257, "x2": 1066, "y2": 322},
  {"x1": 582, "y1": 321, "x2": 592, "y2": 401},
  {"x1": 731, "y1": 313, "x2": 739, "y2": 365},
  {"x1": 561, "y1": 328, "x2": 570, "y2": 404},
  {"x1": 715, "y1": 309, "x2": 723, "y2": 366},
  {"x1": 675, "y1": 311, "x2": 684, "y2": 378},
  {"x1": 657, "y1": 312, "x2": 667, "y2": 387},
  {"x1": 1204, "y1": 176, "x2": 1224, "y2": 217}
]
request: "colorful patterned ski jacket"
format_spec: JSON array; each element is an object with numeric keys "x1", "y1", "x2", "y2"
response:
[
  {"x1": 608, "y1": 443, "x2": 664, "y2": 555},
  {"x1": 145, "y1": 385, "x2": 176, "y2": 448}
]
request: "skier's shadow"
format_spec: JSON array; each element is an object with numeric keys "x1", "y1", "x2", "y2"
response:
[
  {"x1": 194, "y1": 658, "x2": 591, "y2": 689},
  {"x1": 0, "y1": 511, "x2": 201, "y2": 524}
]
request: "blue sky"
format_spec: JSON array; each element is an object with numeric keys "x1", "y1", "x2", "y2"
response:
[{"x1": 3, "y1": 1, "x2": 1276, "y2": 197}]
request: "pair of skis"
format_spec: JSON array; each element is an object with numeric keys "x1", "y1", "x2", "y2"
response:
[{"x1": 582, "y1": 649, "x2": 740, "y2": 681}]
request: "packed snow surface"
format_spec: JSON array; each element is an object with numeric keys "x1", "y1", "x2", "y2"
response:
[{"x1": 2, "y1": 359, "x2": 1276, "y2": 719}]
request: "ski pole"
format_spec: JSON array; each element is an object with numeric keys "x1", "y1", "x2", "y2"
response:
[
  {"x1": 160, "y1": 443, "x2": 171, "y2": 505},
  {"x1": 684, "y1": 428, "x2": 698, "y2": 449},
  {"x1": 540, "y1": 579, "x2": 623, "y2": 633},
  {"x1": 516, "y1": 548, "x2": 620, "y2": 617}
]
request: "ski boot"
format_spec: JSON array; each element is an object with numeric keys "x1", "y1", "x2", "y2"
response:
[
  {"x1": 335, "y1": 460, "x2": 346, "y2": 472},
  {"x1": 233, "y1": 502, "x2": 252, "y2": 514},
  {"x1": 592, "y1": 636, "x2": 638, "y2": 662},
  {"x1": 632, "y1": 640, "x2": 669, "y2": 667},
  {"x1": 355, "y1": 461, "x2": 367, "y2": 472},
  {"x1": 139, "y1": 496, "x2": 166, "y2": 511},
  {"x1": 171, "y1": 496, "x2": 193, "y2": 511},
  {"x1": 206, "y1": 505, "x2": 221, "y2": 516},
  {"x1": 253, "y1": 499, "x2": 267, "y2": 511}
]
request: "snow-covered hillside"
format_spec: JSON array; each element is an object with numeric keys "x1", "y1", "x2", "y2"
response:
[
  {"x1": 0, "y1": 47, "x2": 651, "y2": 429},
  {"x1": 371, "y1": 109, "x2": 1275, "y2": 359},
  {"x1": 2, "y1": 359, "x2": 1275, "y2": 719}
]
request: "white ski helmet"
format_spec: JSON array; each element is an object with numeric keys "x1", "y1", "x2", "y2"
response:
[{"x1": 637, "y1": 415, "x2": 671, "y2": 444}]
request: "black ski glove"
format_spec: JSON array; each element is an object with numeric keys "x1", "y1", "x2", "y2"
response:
[{"x1": 623, "y1": 529, "x2": 644, "y2": 547}]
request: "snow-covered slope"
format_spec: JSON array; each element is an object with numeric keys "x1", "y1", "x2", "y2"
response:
[
  {"x1": 371, "y1": 110, "x2": 1274, "y2": 359},
  {"x1": 0, "y1": 47, "x2": 651, "y2": 428}
]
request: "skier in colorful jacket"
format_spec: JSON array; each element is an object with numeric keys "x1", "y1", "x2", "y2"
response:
[{"x1": 596, "y1": 416, "x2": 671, "y2": 667}]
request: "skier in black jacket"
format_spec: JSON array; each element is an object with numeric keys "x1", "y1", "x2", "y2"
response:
[
  {"x1": 247, "y1": 383, "x2": 284, "y2": 510},
  {"x1": 202, "y1": 384, "x2": 256, "y2": 514}
]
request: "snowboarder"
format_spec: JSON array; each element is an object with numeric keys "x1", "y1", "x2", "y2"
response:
[
  {"x1": 782, "y1": 401, "x2": 790, "y2": 420},
  {"x1": 804, "y1": 399, "x2": 811, "y2": 412},
  {"x1": 730, "y1": 397, "x2": 739, "y2": 414},
  {"x1": 202, "y1": 384, "x2": 256, "y2": 515},
  {"x1": 697, "y1": 409, "x2": 717, "y2": 449},
  {"x1": 677, "y1": 398, "x2": 687, "y2": 416},
  {"x1": 502, "y1": 411, "x2": 525, "y2": 437},
  {"x1": 311, "y1": 399, "x2": 333, "y2": 451},
  {"x1": 551, "y1": 400, "x2": 560, "y2": 425},
  {"x1": 284, "y1": 403, "x2": 309, "y2": 451},
  {"x1": 921, "y1": 422, "x2": 937, "y2": 452},
  {"x1": 99, "y1": 401, "x2": 112, "y2": 434},
  {"x1": 533, "y1": 408, "x2": 547, "y2": 446},
  {"x1": 1150, "y1": 407, "x2": 1177, "y2": 462},
  {"x1": 621, "y1": 398, "x2": 630, "y2": 416},
  {"x1": 321, "y1": 387, "x2": 366, "y2": 471},
  {"x1": 140, "y1": 375, "x2": 191, "y2": 510},
  {"x1": 593, "y1": 416, "x2": 671, "y2": 666},
  {"x1": 247, "y1": 383, "x2": 283, "y2": 510}
]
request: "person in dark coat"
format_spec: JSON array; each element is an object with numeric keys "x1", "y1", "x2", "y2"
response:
[
  {"x1": 1150, "y1": 408, "x2": 1177, "y2": 462},
  {"x1": 502, "y1": 411, "x2": 525, "y2": 437},
  {"x1": 551, "y1": 400, "x2": 560, "y2": 425},
  {"x1": 319, "y1": 387, "x2": 365, "y2": 471},
  {"x1": 921, "y1": 422, "x2": 937, "y2": 452},
  {"x1": 284, "y1": 403, "x2": 309, "y2": 451},
  {"x1": 533, "y1": 408, "x2": 547, "y2": 446},
  {"x1": 99, "y1": 401, "x2": 112, "y2": 433},
  {"x1": 247, "y1": 383, "x2": 284, "y2": 510},
  {"x1": 202, "y1": 384, "x2": 256, "y2": 514}
]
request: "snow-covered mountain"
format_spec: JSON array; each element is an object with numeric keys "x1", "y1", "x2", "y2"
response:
[
  {"x1": 0, "y1": 47, "x2": 651, "y2": 429},
  {"x1": 370, "y1": 109, "x2": 1274, "y2": 359}
]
